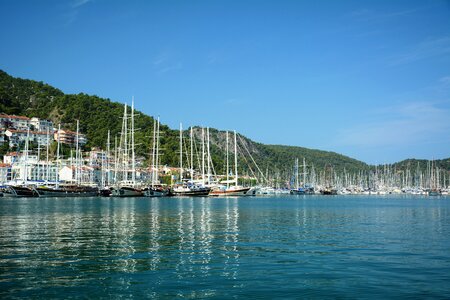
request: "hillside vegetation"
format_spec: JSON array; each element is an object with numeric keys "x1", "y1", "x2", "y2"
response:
[{"x1": 2, "y1": 69, "x2": 447, "y2": 178}]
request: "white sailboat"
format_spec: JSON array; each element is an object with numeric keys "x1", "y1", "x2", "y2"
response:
[
  {"x1": 171, "y1": 124, "x2": 210, "y2": 196},
  {"x1": 4, "y1": 127, "x2": 38, "y2": 197},
  {"x1": 210, "y1": 130, "x2": 253, "y2": 196},
  {"x1": 34, "y1": 121, "x2": 98, "y2": 197},
  {"x1": 112, "y1": 99, "x2": 143, "y2": 197},
  {"x1": 143, "y1": 117, "x2": 169, "y2": 197}
]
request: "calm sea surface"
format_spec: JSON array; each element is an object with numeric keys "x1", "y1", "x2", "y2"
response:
[{"x1": 1, "y1": 195, "x2": 449, "y2": 299}]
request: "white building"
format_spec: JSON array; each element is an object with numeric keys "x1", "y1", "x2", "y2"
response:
[
  {"x1": 0, "y1": 163, "x2": 12, "y2": 184},
  {"x1": 10, "y1": 161, "x2": 59, "y2": 183},
  {"x1": 0, "y1": 114, "x2": 30, "y2": 130},
  {"x1": 5, "y1": 129, "x2": 51, "y2": 147},
  {"x1": 30, "y1": 117, "x2": 53, "y2": 133},
  {"x1": 4, "y1": 152, "x2": 22, "y2": 164},
  {"x1": 59, "y1": 165, "x2": 102, "y2": 184},
  {"x1": 54, "y1": 129, "x2": 87, "y2": 146}
]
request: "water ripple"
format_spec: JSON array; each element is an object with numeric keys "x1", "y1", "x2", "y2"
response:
[{"x1": 0, "y1": 196, "x2": 450, "y2": 298}]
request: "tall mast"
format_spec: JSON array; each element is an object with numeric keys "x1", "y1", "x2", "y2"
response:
[
  {"x1": 56, "y1": 124, "x2": 61, "y2": 188},
  {"x1": 131, "y1": 98, "x2": 136, "y2": 186},
  {"x1": 101, "y1": 143, "x2": 105, "y2": 189},
  {"x1": 37, "y1": 138, "x2": 41, "y2": 182},
  {"x1": 46, "y1": 128, "x2": 49, "y2": 182},
  {"x1": 155, "y1": 117, "x2": 160, "y2": 185},
  {"x1": 190, "y1": 127, "x2": 194, "y2": 180},
  {"x1": 234, "y1": 130, "x2": 238, "y2": 186},
  {"x1": 303, "y1": 157, "x2": 306, "y2": 188},
  {"x1": 226, "y1": 131, "x2": 229, "y2": 188},
  {"x1": 207, "y1": 127, "x2": 210, "y2": 184},
  {"x1": 202, "y1": 127, "x2": 205, "y2": 185},
  {"x1": 114, "y1": 135, "x2": 118, "y2": 185},
  {"x1": 106, "y1": 130, "x2": 110, "y2": 187},
  {"x1": 123, "y1": 103, "x2": 128, "y2": 182},
  {"x1": 76, "y1": 119, "x2": 80, "y2": 185},
  {"x1": 23, "y1": 127, "x2": 30, "y2": 184},
  {"x1": 179, "y1": 123, "x2": 183, "y2": 182},
  {"x1": 295, "y1": 158, "x2": 299, "y2": 189},
  {"x1": 151, "y1": 118, "x2": 156, "y2": 186}
]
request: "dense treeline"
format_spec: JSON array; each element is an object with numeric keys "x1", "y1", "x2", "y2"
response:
[
  {"x1": 2, "y1": 69, "x2": 447, "y2": 179},
  {"x1": 384, "y1": 158, "x2": 450, "y2": 174}
]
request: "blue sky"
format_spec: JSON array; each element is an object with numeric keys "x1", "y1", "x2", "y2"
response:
[{"x1": 1, "y1": 0, "x2": 449, "y2": 164}]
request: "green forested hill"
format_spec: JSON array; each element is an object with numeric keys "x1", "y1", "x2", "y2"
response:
[
  {"x1": 6, "y1": 69, "x2": 442, "y2": 179},
  {"x1": 387, "y1": 158, "x2": 450, "y2": 173}
]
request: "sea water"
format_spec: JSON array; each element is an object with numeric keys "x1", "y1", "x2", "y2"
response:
[{"x1": 1, "y1": 195, "x2": 449, "y2": 298}]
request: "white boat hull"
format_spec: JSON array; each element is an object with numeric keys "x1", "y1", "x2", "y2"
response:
[{"x1": 210, "y1": 186, "x2": 253, "y2": 196}]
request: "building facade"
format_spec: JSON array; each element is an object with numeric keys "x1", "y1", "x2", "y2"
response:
[
  {"x1": 54, "y1": 129, "x2": 87, "y2": 146},
  {"x1": 5, "y1": 129, "x2": 51, "y2": 147},
  {"x1": 0, "y1": 114, "x2": 30, "y2": 130},
  {"x1": 30, "y1": 117, "x2": 53, "y2": 133}
]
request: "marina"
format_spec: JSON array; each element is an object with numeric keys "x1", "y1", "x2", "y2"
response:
[
  {"x1": 1, "y1": 1, "x2": 449, "y2": 298},
  {"x1": 0, "y1": 107, "x2": 448, "y2": 198}
]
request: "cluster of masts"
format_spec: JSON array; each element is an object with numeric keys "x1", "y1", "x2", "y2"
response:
[
  {"x1": 1, "y1": 99, "x2": 448, "y2": 197},
  {"x1": 287, "y1": 158, "x2": 449, "y2": 196},
  {"x1": 1, "y1": 100, "x2": 261, "y2": 197}
]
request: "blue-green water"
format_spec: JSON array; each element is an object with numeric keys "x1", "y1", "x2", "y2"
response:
[{"x1": 1, "y1": 195, "x2": 449, "y2": 299}]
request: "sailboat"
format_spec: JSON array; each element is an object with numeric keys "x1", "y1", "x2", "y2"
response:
[
  {"x1": 209, "y1": 131, "x2": 253, "y2": 196},
  {"x1": 112, "y1": 99, "x2": 143, "y2": 197},
  {"x1": 319, "y1": 164, "x2": 338, "y2": 195},
  {"x1": 4, "y1": 128, "x2": 38, "y2": 197},
  {"x1": 34, "y1": 121, "x2": 98, "y2": 197},
  {"x1": 143, "y1": 117, "x2": 169, "y2": 197},
  {"x1": 428, "y1": 160, "x2": 441, "y2": 196},
  {"x1": 290, "y1": 158, "x2": 314, "y2": 195},
  {"x1": 170, "y1": 124, "x2": 211, "y2": 196}
]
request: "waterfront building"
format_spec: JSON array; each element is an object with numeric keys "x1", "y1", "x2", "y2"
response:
[
  {"x1": 54, "y1": 129, "x2": 87, "y2": 146},
  {"x1": 0, "y1": 114, "x2": 30, "y2": 130},
  {"x1": 30, "y1": 117, "x2": 53, "y2": 132},
  {"x1": 5, "y1": 129, "x2": 49, "y2": 147},
  {"x1": 59, "y1": 165, "x2": 103, "y2": 185},
  {"x1": 88, "y1": 148, "x2": 107, "y2": 167},
  {"x1": 0, "y1": 163, "x2": 12, "y2": 184},
  {"x1": 3, "y1": 152, "x2": 28, "y2": 164}
]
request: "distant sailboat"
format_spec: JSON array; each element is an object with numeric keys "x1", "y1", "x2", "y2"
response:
[{"x1": 290, "y1": 158, "x2": 314, "y2": 195}]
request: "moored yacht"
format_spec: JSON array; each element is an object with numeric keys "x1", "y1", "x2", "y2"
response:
[
  {"x1": 209, "y1": 131, "x2": 254, "y2": 197},
  {"x1": 3, "y1": 185, "x2": 37, "y2": 197},
  {"x1": 209, "y1": 184, "x2": 251, "y2": 196},
  {"x1": 171, "y1": 182, "x2": 211, "y2": 196},
  {"x1": 34, "y1": 184, "x2": 98, "y2": 197}
]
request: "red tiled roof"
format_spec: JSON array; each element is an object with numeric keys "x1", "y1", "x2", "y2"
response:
[
  {"x1": 6, "y1": 152, "x2": 20, "y2": 156},
  {"x1": 0, "y1": 114, "x2": 30, "y2": 120}
]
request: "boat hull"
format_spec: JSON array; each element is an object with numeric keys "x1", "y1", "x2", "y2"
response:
[
  {"x1": 111, "y1": 187, "x2": 144, "y2": 197},
  {"x1": 290, "y1": 187, "x2": 314, "y2": 195},
  {"x1": 170, "y1": 187, "x2": 211, "y2": 197},
  {"x1": 209, "y1": 187, "x2": 252, "y2": 196},
  {"x1": 143, "y1": 187, "x2": 169, "y2": 197},
  {"x1": 34, "y1": 186, "x2": 99, "y2": 197},
  {"x1": 320, "y1": 189, "x2": 338, "y2": 195},
  {"x1": 3, "y1": 186, "x2": 38, "y2": 197},
  {"x1": 428, "y1": 189, "x2": 442, "y2": 196}
]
